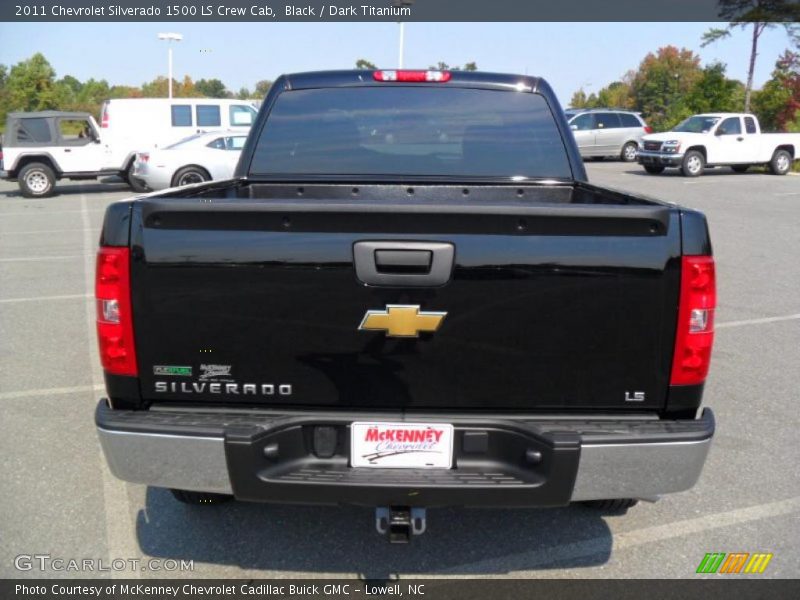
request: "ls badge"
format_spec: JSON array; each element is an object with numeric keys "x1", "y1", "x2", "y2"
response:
[{"x1": 359, "y1": 305, "x2": 447, "y2": 338}]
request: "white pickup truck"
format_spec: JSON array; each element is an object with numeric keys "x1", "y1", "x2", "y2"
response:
[{"x1": 637, "y1": 113, "x2": 800, "y2": 177}]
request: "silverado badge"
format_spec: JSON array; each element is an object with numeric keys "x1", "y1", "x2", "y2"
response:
[{"x1": 359, "y1": 305, "x2": 447, "y2": 338}]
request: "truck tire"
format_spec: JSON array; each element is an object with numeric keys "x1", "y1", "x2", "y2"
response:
[
  {"x1": 18, "y1": 162, "x2": 57, "y2": 198},
  {"x1": 172, "y1": 165, "x2": 211, "y2": 187},
  {"x1": 170, "y1": 489, "x2": 233, "y2": 505},
  {"x1": 769, "y1": 149, "x2": 792, "y2": 176},
  {"x1": 681, "y1": 150, "x2": 705, "y2": 177},
  {"x1": 643, "y1": 164, "x2": 665, "y2": 174},
  {"x1": 126, "y1": 163, "x2": 149, "y2": 193},
  {"x1": 582, "y1": 498, "x2": 639, "y2": 511},
  {"x1": 731, "y1": 165, "x2": 749, "y2": 173},
  {"x1": 620, "y1": 142, "x2": 638, "y2": 162}
]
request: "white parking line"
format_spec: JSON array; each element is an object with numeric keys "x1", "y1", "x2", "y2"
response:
[
  {"x1": 0, "y1": 384, "x2": 105, "y2": 401},
  {"x1": 0, "y1": 293, "x2": 92, "y2": 304},
  {"x1": 81, "y1": 193, "x2": 141, "y2": 579},
  {"x1": 717, "y1": 313, "x2": 800, "y2": 329},
  {"x1": 0, "y1": 255, "x2": 83, "y2": 262},
  {"x1": 0, "y1": 228, "x2": 100, "y2": 236},
  {"x1": 444, "y1": 495, "x2": 800, "y2": 575}
]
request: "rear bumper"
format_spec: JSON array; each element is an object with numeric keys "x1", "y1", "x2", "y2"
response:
[
  {"x1": 637, "y1": 150, "x2": 684, "y2": 167},
  {"x1": 96, "y1": 401, "x2": 714, "y2": 507}
]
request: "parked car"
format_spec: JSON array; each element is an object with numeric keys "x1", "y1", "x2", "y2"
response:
[
  {"x1": 0, "y1": 99, "x2": 257, "y2": 197},
  {"x1": 132, "y1": 131, "x2": 248, "y2": 191},
  {"x1": 95, "y1": 69, "x2": 716, "y2": 543},
  {"x1": 1, "y1": 111, "x2": 105, "y2": 197},
  {"x1": 564, "y1": 108, "x2": 651, "y2": 162},
  {"x1": 638, "y1": 113, "x2": 800, "y2": 176}
]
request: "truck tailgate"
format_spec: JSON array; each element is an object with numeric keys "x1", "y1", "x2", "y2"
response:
[{"x1": 130, "y1": 187, "x2": 681, "y2": 412}]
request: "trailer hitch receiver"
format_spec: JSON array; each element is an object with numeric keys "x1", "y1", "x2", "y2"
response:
[{"x1": 375, "y1": 506, "x2": 427, "y2": 543}]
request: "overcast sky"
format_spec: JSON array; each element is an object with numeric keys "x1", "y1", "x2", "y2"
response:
[{"x1": 0, "y1": 22, "x2": 794, "y2": 105}]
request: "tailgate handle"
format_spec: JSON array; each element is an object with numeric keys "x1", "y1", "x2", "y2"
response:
[
  {"x1": 354, "y1": 241, "x2": 454, "y2": 287},
  {"x1": 374, "y1": 250, "x2": 432, "y2": 273}
]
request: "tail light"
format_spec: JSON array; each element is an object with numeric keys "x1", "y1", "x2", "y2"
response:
[
  {"x1": 95, "y1": 247, "x2": 138, "y2": 376},
  {"x1": 138, "y1": 153, "x2": 149, "y2": 163},
  {"x1": 670, "y1": 256, "x2": 715, "y2": 385},
  {"x1": 101, "y1": 107, "x2": 109, "y2": 128},
  {"x1": 373, "y1": 70, "x2": 451, "y2": 82},
  {"x1": 644, "y1": 126, "x2": 653, "y2": 134}
]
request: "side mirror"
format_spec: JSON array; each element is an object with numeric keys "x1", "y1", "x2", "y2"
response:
[
  {"x1": 570, "y1": 124, "x2": 578, "y2": 131},
  {"x1": 714, "y1": 128, "x2": 724, "y2": 136}
]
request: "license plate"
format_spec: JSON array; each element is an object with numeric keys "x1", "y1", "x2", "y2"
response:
[{"x1": 350, "y1": 422, "x2": 454, "y2": 469}]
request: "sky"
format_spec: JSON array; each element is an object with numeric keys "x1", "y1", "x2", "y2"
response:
[{"x1": 0, "y1": 22, "x2": 795, "y2": 106}]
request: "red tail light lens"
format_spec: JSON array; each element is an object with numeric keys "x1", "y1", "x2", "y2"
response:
[
  {"x1": 373, "y1": 70, "x2": 451, "y2": 82},
  {"x1": 101, "y1": 109, "x2": 109, "y2": 128},
  {"x1": 670, "y1": 256, "x2": 715, "y2": 385},
  {"x1": 644, "y1": 126, "x2": 653, "y2": 134},
  {"x1": 95, "y1": 247, "x2": 137, "y2": 376}
]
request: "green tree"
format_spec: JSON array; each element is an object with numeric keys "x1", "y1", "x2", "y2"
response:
[
  {"x1": 631, "y1": 46, "x2": 702, "y2": 131},
  {"x1": 701, "y1": 0, "x2": 800, "y2": 112},
  {"x1": 254, "y1": 79, "x2": 272, "y2": 97},
  {"x1": 195, "y1": 78, "x2": 229, "y2": 98},
  {"x1": 236, "y1": 86, "x2": 252, "y2": 100},
  {"x1": 4, "y1": 53, "x2": 69, "y2": 112},
  {"x1": 355, "y1": 59, "x2": 377, "y2": 69},
  {"x1": 682, "y1": 62, "x2": 744, "y2": 114},
  {"x1": 428, "y1": 61, "x2": 479, "y2": 71}
]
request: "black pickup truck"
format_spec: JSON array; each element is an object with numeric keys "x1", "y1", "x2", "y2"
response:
[{"x1": 95, "y1": 70, "x2": 716, "y2": 542}]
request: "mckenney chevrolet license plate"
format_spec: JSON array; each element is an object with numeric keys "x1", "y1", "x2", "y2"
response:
[{"x1": 350, "y1": 422, "x2": 454, "y2": 469}]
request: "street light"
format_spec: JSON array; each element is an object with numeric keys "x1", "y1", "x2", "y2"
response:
[
  {"x1": 157, "y1": 32, "x2": 183, "y2": 99},
  {"x1": 393, "y1": 1, "x2": 414, "y2": 68}
]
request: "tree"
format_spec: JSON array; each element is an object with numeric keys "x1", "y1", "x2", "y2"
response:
[
  {"x1": 236, "y1": 86, "x2": 252, "y2": 100},
  {"x1": 701, "y1": 0, "x2": 800, "y2": 112},
  {"x1": 428, "y1": 61, "x2": 479, "y2": 71},
  {"x1": 630, "y1": 46, "x2": 703, "y2": 131},
  {"x1": 254, "y1": 80, "x2": 272, "y2": 97},
  {"x1": 195, "y1": 78, "x2": 229, "y2": 98},
  {"x1": 4, "y1": 53, "x2": 69, "y2": 112},
  {"x1": 752, "y1": 50, "x2": 800, "y2": 130},
  {"x1": 683, "y1": 62, "x2": 744, "y2": 115},
  {"x1": 355, "y1": 59, "x2": 377, "y2": 69}
]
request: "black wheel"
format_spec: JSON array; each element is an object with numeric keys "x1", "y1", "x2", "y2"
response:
[
  {"x1": 18, "y1": 162, "x2": 56, "y2": 198},
  {"x1": 126, "y1": 162, "x2": 149, "y2": 193},
  {"x1": 681, "y1": 150, "x2": 705, "y2": 177},
  {"x1": 581, "y1": 498, "x2": 639, "y2": 511},
  {"x1": 170, "y1": 489, "x2": 233, "y2": 505},
  {"x1": 172, "y1": 165, "x2": 211, "y2": 187},
  {"x1": 731, "y1": 165, "x2": 749, "y2": 173},
  {"x1": 620, "y1": 142, "x2": 638, "y2": 162},
  {"x1": 769, "y1": 149, "x2": 792, "y2": 176},
  {"x1": 644, "y1": 164, "x2": 665, "y2": 174}
]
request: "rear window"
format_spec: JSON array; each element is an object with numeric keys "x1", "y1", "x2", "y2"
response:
[
  {"x1": 619, "y1": 113, "x2": 642, "y2": 128},
  {"x1": 17, "y1": 118, "x2": 52, "y2": 143},
  {"x1": 251, "y1": 87, "x2": 571, "y2": 179}
]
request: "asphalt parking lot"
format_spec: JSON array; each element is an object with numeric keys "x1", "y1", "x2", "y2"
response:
[{"x1": 1, "y1": 163, "x2": 799, "y2": 579}]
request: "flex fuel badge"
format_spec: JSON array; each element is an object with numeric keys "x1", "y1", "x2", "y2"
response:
[{"x1": 153, "y1": 365, "x2": 192, "y2": 377}]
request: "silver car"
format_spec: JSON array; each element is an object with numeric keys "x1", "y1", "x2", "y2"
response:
[{"x1": 565, "y1": 109, "x2": 652, "y2": 162}]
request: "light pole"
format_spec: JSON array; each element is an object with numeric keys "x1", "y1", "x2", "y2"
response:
[
  {"x1": 157, "y1": 32, "x2": 183, "y2": 99},
  {"x1": 393, "y1": 1, "x2": 414, "y2": 68}
]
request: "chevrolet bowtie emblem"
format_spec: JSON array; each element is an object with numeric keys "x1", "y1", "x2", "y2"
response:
[{"x1": 359, "y1": 305, "x2": 447, "y2": 338}]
